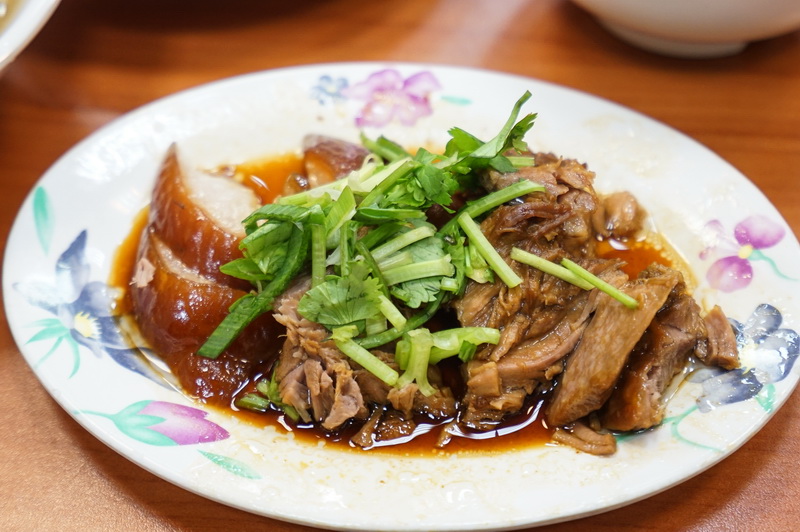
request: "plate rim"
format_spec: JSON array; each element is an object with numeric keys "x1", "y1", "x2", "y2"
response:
[{"x1": 4, "y1": 61, "x2": 800, "y2": 531}]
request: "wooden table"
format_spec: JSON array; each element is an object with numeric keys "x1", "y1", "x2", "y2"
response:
[{"x1": 2, "y1": 0, "x2": 799, "y2": 530}]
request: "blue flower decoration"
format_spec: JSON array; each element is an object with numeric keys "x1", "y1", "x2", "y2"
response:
[
  {"x1": 691, "y1": 304, "x2": 799, "y2": 413},
  {"x1": 645, "y1": 304, "x2": 798, "y2": 452},
  {"x1": 14, "y1": 230, "x2": 165, "y2": 384},
  {"x1": 310, "y1": 74, "x2": 348, "y2": 104}
]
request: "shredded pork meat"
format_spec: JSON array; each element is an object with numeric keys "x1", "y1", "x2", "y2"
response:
[{"x1": 132, "y1": 140, "x2": 741, "y2": 456}]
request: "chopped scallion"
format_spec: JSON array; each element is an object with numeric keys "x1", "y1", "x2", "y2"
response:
[
  {"x1": 376, "y1": 294, "x2": 407, "y2": 329},
  {"x1": 370, "y1": 225, "x2": 435, "y2": 261},
  {"x1": 357, "y1": 292, "x2": 445, "y2": 350},
  {"x1": 331, "y1": 326, "x2": 399, "y2": 386},
  {"x1": 560, "y1": 258, "x2": 639, "y2": 309},
  {"x1": 510, "y1": 248, "x2": 593, "y2": 290},
  {"x1": 382, "y1": 258, "x2": 454, "y2": 286},
  {"x1": 235, "y1": 393, "x2": 271, "y2": 413},
  {"x1": 198, "y1": 225, "x2": 309, "y2": 359},
  {"x1": 396, "y1": 328, "x2": 435, "y2": 396},
  {"x1": 439, "y1": 179, "x2": 543, "y2": 234},
  {"x1": 457, "y1": 213, "x2": 522, "y2": 288}
]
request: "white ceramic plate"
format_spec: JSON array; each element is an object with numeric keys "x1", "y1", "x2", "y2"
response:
[
  {"x1": 4, "y1": 63, "x2": 800, "y2": 531},
  {"x1": 0, "y1": 0, "x2": 61, "y2": 72}
]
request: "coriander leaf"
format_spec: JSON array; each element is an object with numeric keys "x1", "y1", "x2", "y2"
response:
[
  {"x1": 469, "y1": 91, "x2": 534, "y2": 160},
  {"x1": 297, "y1": 261, "x2": 383, "y2": 330},
  {"x1": 444, "y1": 127, "x2": 483, "y2": 159},
  {"x1": 390, "y1": 277, "x2": 443, "y2": 309},
  {"x1": 411, "y1": 164, "x2": 457, "y2": 207},
  {"x1": 382, "y1": 232, "x2": 454, "y2": 308}
]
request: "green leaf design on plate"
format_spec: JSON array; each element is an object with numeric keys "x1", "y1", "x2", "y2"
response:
[
  {"x1": 662, "y1": 405, "x2": 723, "y2": 453},
  {"x1": 33, "y1": 186, "x2": 54, "y2": 254},
  {"x1": 80, "y1": 400, "x2": 177, "y2": 446},
  {"x1": 198, "y1": 450, "x2": 262, "y2": 479},
  {"x1": 755, "y1": 382, "x2": 776, "y2": 412},
  {"x1": 27, "y1": 319, "x2": 81, "y2": 378},
  {"x1": 441, "y1": 94, "x2": 471, "y2": 106}
]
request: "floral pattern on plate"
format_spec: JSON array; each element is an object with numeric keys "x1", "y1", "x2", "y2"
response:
[
  {"x1": 15, "y1": 129, "x2": 799, "y2": 459},
  {"x1": 310, "y1": 68, "x2": 470, "y2": 127},
  {"x1": 700, "y1": 214, "x2": 797, "y2": 292},
  {"x1": 663, "y1": 304, "x2": 799, "y2": 451},
  {"x1": 5, "y1": 63, "x2": 800, "y2": 530},
  {"x1": 13, "y1": 212, "x2": 163, "y2": 382}
]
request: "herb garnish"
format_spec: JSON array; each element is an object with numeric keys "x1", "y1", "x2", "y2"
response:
[
  {"x1": 198, "y1": 90, "x2": 640, "y2": 417},
  {"x1": 198, "y1": 91, "x2": 541, "y2": 363}
]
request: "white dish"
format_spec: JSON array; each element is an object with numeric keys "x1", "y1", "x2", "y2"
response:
[
  {"x1": 0, "y1": 0, "x2": 60, "y2": 72},
  {"x1": 570, "y1": 0, "x2": 800, "y2": 58},
  {"x1": 4, "y1": 63, "x2": 800, "y2": 530}
]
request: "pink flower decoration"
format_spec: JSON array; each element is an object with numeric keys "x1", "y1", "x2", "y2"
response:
[
  {"x1": 706, "y1": 256, "x2": 753, "y2": 293},
  {"x1": 701, "y1": 215, "x2": 790, "y2": 292},
  {"x1": 138, "y1": 400, "x2": 230, "y2": 445},
  {"x1": 81, "y1": 400, "x2": 229, "y2": 446},
  {"x1": 343, "y1": 69, "x2": 441, "y2": 127}
]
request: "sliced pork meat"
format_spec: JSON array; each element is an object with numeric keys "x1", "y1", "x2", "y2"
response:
[
  {"x1": 148, "y1": 145, "x2": 260, "y2": 290},
  {"x1": 454, "y1": 153, "x2": 600, "y2": 342},
  {"x1": 272, "y1": 279, "x2": 367, "y2": 427},
  {"x1": 375, "y1": 409, "x2": 417, "y2": 442},
  {"x1": 701, "y1": 305, "x2": 740, "y2": 370},
  {"x1": 459, "y1": 272, "x2": 609, "y2": 429},
  {"x1": 454, "y1": 155, "x2": 612, "y2": 429},
  {"x1": 481, "y1": 152, "x2": 594, "y2": 198},
  {"x1": 546, "y1": 264, "x2": 681, "y2": 427},
  {"x1": 129, "y1": 234, "x2": 278, "y2": 405},
  {"x1": 303, "y1": 135, "x2": 370, "y2": 185},
  {"x1": 600, "y1": 279, "x2": 707, "y2": 431},
  {"x1": 552, "y1": 421, "x2": 617, "y2": 456}
]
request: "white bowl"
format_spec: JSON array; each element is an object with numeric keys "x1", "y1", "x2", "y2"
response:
[
  {"x1": 571, "y1": 0, "x2": 800, "y2": 58},
  {"x1": 0, "y1": 0, "x2": 61, "y2": 72}
]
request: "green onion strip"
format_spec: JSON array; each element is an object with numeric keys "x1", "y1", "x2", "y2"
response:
[{"x1": 457, "y1": 213, "x2": 522, "y2": 288}]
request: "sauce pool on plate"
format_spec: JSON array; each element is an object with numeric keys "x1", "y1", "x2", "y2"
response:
[{"x1": 110, "y1": 152, "x2": 680, "y2": 456}]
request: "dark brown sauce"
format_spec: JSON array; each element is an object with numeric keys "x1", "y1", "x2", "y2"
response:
[
  {"x1": 111, "y1": 154, "x2": 679, "y2": 457},
  {"x1": 596, "y1": 237, "x2": 673, "y2": 278},
  {"x1": 225, "y1": 355, "x2": 555, "y2": 457},
  {"x1": 109, "y1": 207, "x2": 148, "y2": 315},
  {"x1": 232, "y1": 401, "x2": 555, "y2": 457},
  {"x1": 234, "y1": 154, "x2": 304, "y2": 204}
]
